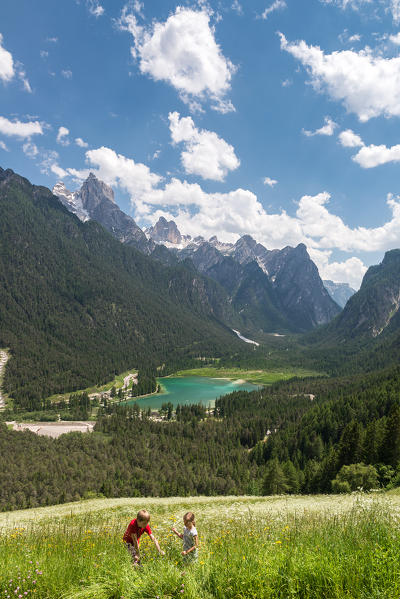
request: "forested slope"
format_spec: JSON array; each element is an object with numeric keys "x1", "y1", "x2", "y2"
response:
[{"x1": 0, "y1": 168, "x2": 243, "y2": 408}]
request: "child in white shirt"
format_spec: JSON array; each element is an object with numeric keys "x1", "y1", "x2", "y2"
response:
[{"x1": 171, "y1": 511, "x2": 199, "y2": 561}]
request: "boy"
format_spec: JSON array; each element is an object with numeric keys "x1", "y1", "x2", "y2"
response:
[{"x1": 123, "y1": 509, "x2": 164, "y2": 564}]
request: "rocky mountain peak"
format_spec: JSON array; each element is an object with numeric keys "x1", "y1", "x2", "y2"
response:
[
  {"x1": 147, "y1": 216, "x2": 183, "y2": 245},
  {"x1": 52, "y1": 180, "x2": 89, "y2": 222},
  {"x1": 80, "y1": 173, "x2": 115, "y2": 210},
  {"x1": 53, "y1": 173, "x2": 151, "y2": 253}
]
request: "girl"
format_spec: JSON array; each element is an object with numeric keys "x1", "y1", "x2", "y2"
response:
[{"x1": 171, "y1": 511, "x2": 199, "y2": 561}]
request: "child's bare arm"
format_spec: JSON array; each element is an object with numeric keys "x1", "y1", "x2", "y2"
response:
[
  {"x1": 150, "y1": 534, "x2": 165, "y2": 555},
  {"x1": 182, "y1": 535, "x2": 199, "y2": 556},
  {"x1": 171, "y1": 527, "x2": 183, "y2": 539}
]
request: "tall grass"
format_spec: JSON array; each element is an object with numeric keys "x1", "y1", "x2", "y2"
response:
[{"x1": 1, "y1": 495, "x2": 399, "y2": 598}]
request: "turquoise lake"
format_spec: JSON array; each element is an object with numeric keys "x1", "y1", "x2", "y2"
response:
[{"x1": 125, "y1": 376, "x2": 261, "y2": 410}]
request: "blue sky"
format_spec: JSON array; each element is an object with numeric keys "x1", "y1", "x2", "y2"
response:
[{"x1": 2, "y1": 0, "x2": 400, "y2": 288}]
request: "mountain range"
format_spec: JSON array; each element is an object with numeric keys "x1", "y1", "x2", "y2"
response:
[
  {"x1": 53, "y1": 174, "x2": 342, "y2": 334},
  {"x1": 0, "y1": 166, "x2": 400, "y2": 407}
]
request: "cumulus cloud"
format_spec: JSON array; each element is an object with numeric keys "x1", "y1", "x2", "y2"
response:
[
  {"x1": 353, "y1": 141, "x2": 400, "y2": 167},
  {"x1": 0, "y1": 34, "x2": 14, "y2": 83},
  {"x1": 67, "y1": 146, "x2": 162, "y2": 204},
  {"x1": 75, "y1": 137, "x2": 89, "y2": 148},
  {"x1": 0, "y1": 140, "x2": 9, "y2": 151},
  {"x1": 280, "y1": 32, "x2": 400, "y2": 121},
  {"x1": 338, "y1": 129, "x2": 364, "y2": 147},
  {"x1": 260, "y1": 0, "x2": 287, "y2": 20},
  {"x1": 308, "y1": 248, "x2": 367, "y2": 289},
  {"x1": 168, "y1": 111, "x2": 240, "y2": 181},
  {"x1": 61, "y1": 69, "x2": 73, "y2": 79},
  {"x1": 22, "y1": 142, "x2": 39, "y2": 158},
  {"x1": 264, "y1": 176, "x2": 278, "y2": 187},
  {"x1": 303, "y1": 117, "x2": 337, "y2": 137},
  {"x1": 339, "y1": 128, "x2": 400, "y2": 167},
  {"x1": 118, "y1": 6, "x2": 236, "y2": 113},
  {"x1": 0, "y1": 116, "x2": 43, "y2": 138},
  {"x1": 57, "y1": 126, "x2": 70, "y2": 146}
]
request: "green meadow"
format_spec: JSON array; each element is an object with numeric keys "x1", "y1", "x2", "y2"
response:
[
  {"x1": 173, "y1": 367, "x2": 324, "y2": 385},
  {"x1": 1, "y1": 493, "x2": 400, "y2": 599}
]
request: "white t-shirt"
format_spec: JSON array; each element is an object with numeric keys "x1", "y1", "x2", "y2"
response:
[{"x1": 183, "y1": 525, "x2": 198, "y2": 557}]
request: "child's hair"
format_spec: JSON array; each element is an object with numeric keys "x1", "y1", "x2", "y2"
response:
[
  {"x1": 137, "y1": 509, "x2": 151, "y2": 523},
  {"x1": 184, "y1": 511, "x2": 195, "y2": 526}
]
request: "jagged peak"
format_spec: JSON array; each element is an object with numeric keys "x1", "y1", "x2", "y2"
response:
[{"x1": 236, "y1": 234, "x2": 257, "y2": 247}]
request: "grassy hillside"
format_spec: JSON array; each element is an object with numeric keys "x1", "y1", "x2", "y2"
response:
[{"x1": 1, "y1": 494, "x2": 399, "y2": 598}]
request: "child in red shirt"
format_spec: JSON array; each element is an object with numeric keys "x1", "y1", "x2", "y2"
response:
[{"x1": 123, "y1": 509, "x2": 164, "y2": 564}]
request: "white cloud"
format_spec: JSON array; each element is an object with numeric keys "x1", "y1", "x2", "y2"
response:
[
  {"x1": 390, "y1": 32, "x2": 400, "y2": 44},
  {"x1": 0, "y1": 116, "x2": 43, "y2": 138},
  {"x1": 67, "y1": 146, "x2": 162, "y2": 203},
  {"x1": 87, "y1": 1, "x2": 104, "y2": 17},
  {"x1": 308, "y1": 248, "x2": 367, "y2": 289},
  {"x1": 40, "y1": 50, "x2": 49, "y2": 59},
  {"x1": 353, "y1": 141, "x2": 400, "y2": 167},
  {"x1": 260, "y1": 0, "x2": 287, "y2": 20},
  {"x1": 231, "y1": 1, "x2": 243, "y2": 15},
  {"x1": 57, "y1": 126, "x2": 70, "y2": 146},
  {"x1": 281, "y1": 78, "x2": 292, "y2": 87},
  {"x1": 0, "y1": 140, "x2": 9, "y2": 151},
  {"x1": 303, "y1": 117, "x2": 337, "y2": 137},
  {"x1": 390, "y1": 0, "x2": 400, "y2": 22},
  {"x1": 16, "y1": 63, "x2": 32, "y2": 93},
  {"x1": 0, "y1": 34, "x2": 14, "y2": 82},
  {"x1": 264, "y1": 176, "x2": 278, "y2": 187},
  {"x1": 338, "y1": 129, "x2": 364, "y2": 147},
  {"x1": 22, "y1": 142, "x2": 39, "y2": 158},
  {"x1": 46, "y1": 37, "x2": 58, "y2": 43},
  {"x1": 338, "y1": 127, "x2": 400, "y2": 167},
  {"x1": 75, "y1": 137, "x2": 89, "y2": 148},
  {"x1": 320, "y1": 0, "x2": 372, "y2": 10},
  {"x1": 51, "y1": 164, "x2": 69, "y2": 178},
  {"x1": 280, "y1": 33, "x2": 400, "y2": 121},
  {"x1": 168, "y1": 111, "x2": 240, "y2": 181},
  {"x1": 40, "y1": 150, "x2": 67, "y2": 178},
  {"x1": 61, "y1": 69, "x2": 73, "y2": 79},
  {"x1": 132, "y1": 1, "x2": 144, "y2": 16},
  {"x1": 0, "y1": 35, "x2": 31, "y2": 92},
  {"x1": 118, "y1": 6, "x2": 236, "y2": 113}
]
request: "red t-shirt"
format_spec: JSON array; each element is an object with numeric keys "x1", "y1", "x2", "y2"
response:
[{"x1": 123, "y1": 518, "x2": 152, "y2": 544}]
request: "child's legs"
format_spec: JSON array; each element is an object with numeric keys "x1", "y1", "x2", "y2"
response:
[{"x1": 125, "y1": 543, "x2": 140, "y2": 564}]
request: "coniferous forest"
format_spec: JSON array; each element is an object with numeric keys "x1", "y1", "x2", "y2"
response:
[
  {"x1": 1, "y1": 168, "x2": 400, "y2": 511},
  {"x1": 1, "y1": 364, "x2": 400, "y2": 511}
]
